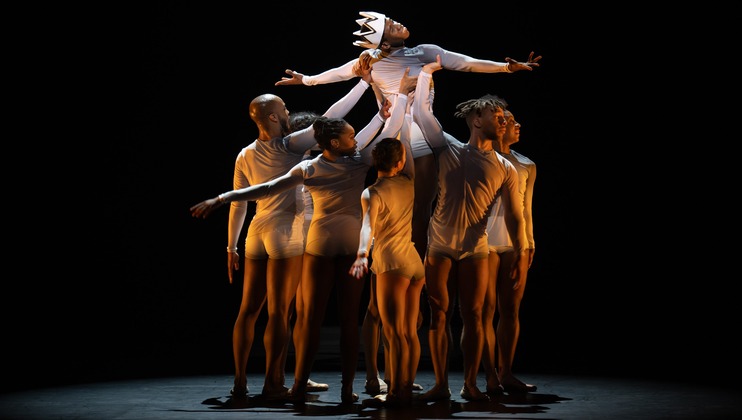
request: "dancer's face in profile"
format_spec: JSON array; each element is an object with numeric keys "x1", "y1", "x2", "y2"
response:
[{"x1": 381, "y1": 17, "x2": 410, "y2": 46}]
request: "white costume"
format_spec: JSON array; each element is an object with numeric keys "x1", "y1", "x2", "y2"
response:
[
  {"x1": 487, "y1": 150, "x2": 536, "y2": 252},
  {"x1": 228, "y1": 80, "x2": 371, "y2": 259},
  {"x1": 366, "y1": 114, "x2": 424, "y2": 278},
  {"x1": 298, "y1": 11, "x2": 511, "y2": 159},
  {"x1": 299, "y1": 95, "x2": 409, "y2": 257},
  {"x1": 412, "y1": 70, "x2": 527, "y2": 260}
]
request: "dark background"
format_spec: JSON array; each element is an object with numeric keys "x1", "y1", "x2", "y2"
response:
[{"x1": 5, "y1": 2, "x2": 736, "y2": 393}]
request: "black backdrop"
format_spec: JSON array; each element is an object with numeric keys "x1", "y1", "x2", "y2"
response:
[{"x1": 5, "y1": 2, "x2": 737, "y2": 393}]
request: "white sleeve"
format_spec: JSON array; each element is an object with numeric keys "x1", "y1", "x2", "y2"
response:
[
  {"x1": 358, "y1": 94, "x2": 409, "y2": 164},
  {"x1": 376, "y1": 94, "x2": 408, "y2": 140},
  {"x1": 412, "y1": 71, "x2": 449, "y2": 150},
  {"x1": 285, "y1": 126, "x2": 317, "y2": 155},
  {"x1": 287, "y1": 79, "x2": 371, "y2": 154},
  {"x1": 302, "y1": 59, "x2": 359, "y2": 86},
  {"x1": 355, "y1": 115, "x2": 385, "y2": 155},
  {"x1": 423, "y1": 44, "x2": 510, "y2": 73},
  {"x1": 400, "y1": 113, "x2": 415, "y2": 178},
  {"x1": 323, "y1": 79, "x2": 369, "y2": 118}
]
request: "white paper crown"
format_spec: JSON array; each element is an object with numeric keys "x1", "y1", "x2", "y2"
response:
[{"x1": 352, "y1": 11, "x2": 386, "y2": 49}]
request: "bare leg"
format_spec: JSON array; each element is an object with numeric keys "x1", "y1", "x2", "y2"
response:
[
  {"x1": 232, "y1": 259, "x2": 268, "y2": 396},
  {"x1": 496, "y1": 250, "x2": 536, "y2": 393},
  {"x1": 411, "y1": 139, "x2": 437, "y2": 396},
  {"x1": 280, "y1": 294, "x2": 295, "y2": 387},
  {"x1": 376, "y1": 272, "x2": 409, "y2": 401},
  {"x1": 335, "y1": 255, "x2": 365, "y2": 403},
  {"x1": 261, "y1": 255, "x2": 302, "y2": 396},
  {"x1": 381, "y1": 330, "x2": 390, "y2": 387},
  {"x1": 287, "y1": 284, "x2": 328, "y2": 392},
  {"x1": 457, "y1": 257, "x2": 489, "y2": 401},
  {"x1": 289, "y1": 254, "x2": 334, "y2": 401},
  {"x1": 482, "y1": 251, "x2": 503, "y2": 395},
  {"x1": 419, "y1": 255, "x2": 453, "y2": 402},
  {"x1": 404, "y1": 275, "x2": 426, "y2": 402},
  {"x1": 362, "y1": 273, "x2": 387, "y2": 394}
]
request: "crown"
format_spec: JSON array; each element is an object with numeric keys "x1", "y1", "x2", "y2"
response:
[{"x1": 352, "y1": 11, "x2": 386, "y2": 49}]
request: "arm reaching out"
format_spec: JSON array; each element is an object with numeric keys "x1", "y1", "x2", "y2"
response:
[
  {"x1": 190, "y1": 167, "x2": 304, "y2": 219},
  {"x1": 275, "y1": 59, "x2": 359, "y2": 87},
  {"x1": 355, "y1": 97, "x2": 393, "y2": 154},
  {"x1": 274, "y1": 69, "x2": 306, "y2": 86},
  {"x1": 504, "y1": 51, "x2": 542, "y2": 72},
  {"x1": 364, "y1": 66, "x2": 413, "y2": 148},
  {"x1": 399, "y1": 96, "x2": 415, "y2": 178},
  {"x1": 286, "y1": 75, "x2": 373, "y2": 154},
  {"x1": 412, "y1": 55, "x2": 450, "y2": 150},
  {"x1": 428, "y1": 45, "x2": 541, "y2": 74}
]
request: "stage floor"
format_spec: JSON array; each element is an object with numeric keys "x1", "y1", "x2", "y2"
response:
[{"x1": 1, "y1": 370, "x2": 738, "y2": 419}]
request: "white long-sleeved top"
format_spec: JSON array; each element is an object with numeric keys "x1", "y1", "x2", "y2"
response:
[
  {"x1": 302, "y1": 44, "x2": 510, "y2": 94},
  {"x1": 221, "y1": 92, "x2": 409, "y2": 257},
  {"x1": 226, "y1": 80, "x2": 371, "y2": 251},
  {"x1": 300, "y1": 94, "x2": 410, "y2": 257},
  {"x1": 412, "y1": 70, "x2": 527, "y2": 254},
  {"x1": 301, "y1": 44, "x2": 510, "y2": 158},
  {"x1": 487, "y1": 149, "x2": 536, "y2": 250}
]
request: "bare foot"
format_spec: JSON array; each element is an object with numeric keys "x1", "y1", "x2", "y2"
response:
[
  {"x1": 460, "y1": 384, "x2": 489, "y2": 401},
  {"x1": 418, "y1": 385, "x2": 451, "y2": 402},
  {"x1": 500, "y1": 375, "x2": 537, "y2": 393}
]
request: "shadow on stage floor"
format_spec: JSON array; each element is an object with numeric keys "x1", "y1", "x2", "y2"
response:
[{"x1": 1, "y1": 370, "x2": 739, "y2": 420}]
